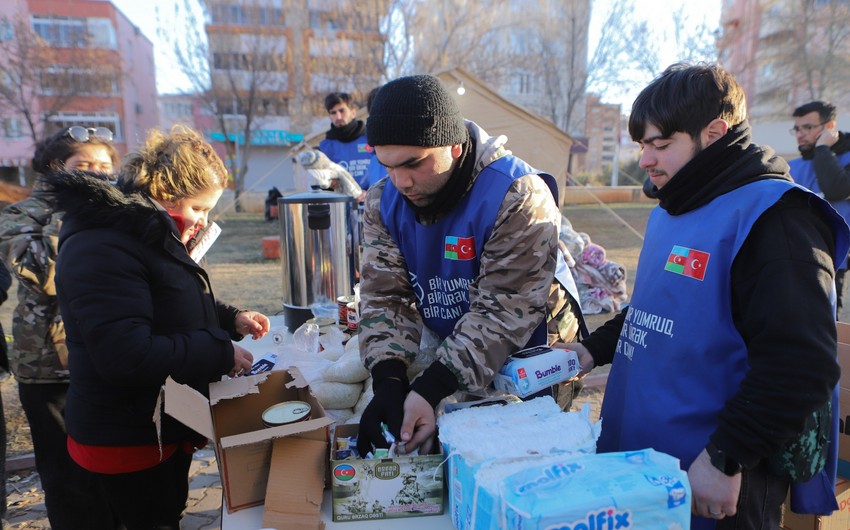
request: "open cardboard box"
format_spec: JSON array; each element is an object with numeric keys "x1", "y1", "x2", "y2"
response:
[{"x1": 164, "y1": 369, "x2": 332, "y2": 514}]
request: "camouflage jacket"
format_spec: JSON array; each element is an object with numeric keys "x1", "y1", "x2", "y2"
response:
[
  {"x1": 359, "y1": 121, "x2": 579, "y2": 392},
  {"x1": 0, "y1": 184, "x2": 67, "y2": 383}
]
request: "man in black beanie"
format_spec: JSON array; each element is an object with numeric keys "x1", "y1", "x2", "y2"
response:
[{"x1": 356, "y1": 74, "x2": 584, "y2": 457}]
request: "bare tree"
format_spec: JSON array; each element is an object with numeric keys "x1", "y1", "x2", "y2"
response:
[
  {"x1": 0, "y1": 13, "x2": 120, "y2": 145},
  {"x1": 718, "y1": 0, "x2": 850, "y2": 122}
]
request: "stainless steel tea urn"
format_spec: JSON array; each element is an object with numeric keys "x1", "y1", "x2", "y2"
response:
[{"x1": 278, "y1": 190, "x2": 360, "y2": 332}]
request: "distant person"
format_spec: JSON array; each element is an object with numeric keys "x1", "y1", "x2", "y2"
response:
[
  {"x1": 360, "y1": 86, "x2": 389, "y2": 190},
  {"x1": 318, "y1": 92, "x2": 376, "y2": 192},
  {"x1": 49, "y1": 125, "x2": 270, "y2": 528},
  {"x1": 788, "y1": 101, "x2": 850, "y2": 315},
  {"x1": 0, "y1": 126, "x2": 120, "y2": 530},
  {"x1": 563, "y1": 63, "x2": 849, "y2": 528}
]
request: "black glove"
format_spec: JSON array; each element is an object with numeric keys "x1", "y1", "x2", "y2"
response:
[
  {"x1": 410, "y1": 361, "x2": 460, "y2": 408},
  {"x1": 357, "y1": 360, "x2": 408, "y2": 457}
]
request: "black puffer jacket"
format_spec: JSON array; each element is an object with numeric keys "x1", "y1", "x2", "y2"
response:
[{"x1": 49, "y1": 171, "x2": 242, "y2": 446}]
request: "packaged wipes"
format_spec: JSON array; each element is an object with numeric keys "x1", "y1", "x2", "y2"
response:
[
  {"x1": 492, "y1": 346, "x2": 580, "y2": 398},
  {"x1": 497, "y1": 449, "x2": 690, "y2": 530}
]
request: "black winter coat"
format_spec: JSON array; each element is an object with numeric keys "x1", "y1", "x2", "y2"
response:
[{"x1": 49, "y1": 171, "x2": 242, "y2": 447}]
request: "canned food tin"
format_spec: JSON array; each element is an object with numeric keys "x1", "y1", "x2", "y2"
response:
[
  {"x1": 337, "y1": 295, "x2": 355, "y2": 326},
  {"x1": 305, "y1": 317, "x2": 336, "y2": 331},
  {"x1": 346, "y1": 301, "x2": 359, "y2": 332},
  {"x1": 262, "y1": 401, "x2": 312, "y2": 428}
]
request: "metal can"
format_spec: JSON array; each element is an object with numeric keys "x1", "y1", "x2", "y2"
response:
[
  {"x1": 305, "y1": 317, "x2": 336, "y2": 331},
  {"x1": 346, "y1": 301, "x2": 359, "y2": 332},
  {"x1": 262, "y1": 401, "x2": 312, "y2": 428},
  {"x1": 337, "y1": 295, "x2": 355, "y2": 326}
]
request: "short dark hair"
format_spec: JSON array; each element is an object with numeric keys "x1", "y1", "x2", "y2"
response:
[
  {"x1": 324, "y1": 92, "x2": 355, "y2": 112},
  {"x1": 793, "y1": 101, "x2": 837, "y2": 123},
  {"x1": 629, "y1": 62, "x2": 747, "y2": 142},
  {"x1": 32, "y1": 127, "x2": 120, "y2": 175}
]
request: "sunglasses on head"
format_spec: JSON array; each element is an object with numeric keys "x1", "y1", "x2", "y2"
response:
[{"x1": 65, "y1": 126, "x2": 114, "y2": 143}]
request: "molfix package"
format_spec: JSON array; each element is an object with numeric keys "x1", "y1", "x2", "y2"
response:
[
  {"x1": 438, "y1": 397, "x2": 600, "y2": 530},
  {"x1": 497, "y1": 449, "x2": 690, "y2": 530}
]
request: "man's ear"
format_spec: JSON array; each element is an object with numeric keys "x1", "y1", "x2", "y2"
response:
[
  {"x1": 826, "y1": 119, "x2": 838, "y2": 131},
  {"x1": 702, "y1": 118, "x2": 730, "y2": 148},
  {"x1": 450, "y1": 144, "x2": 463, "y2": 159}
]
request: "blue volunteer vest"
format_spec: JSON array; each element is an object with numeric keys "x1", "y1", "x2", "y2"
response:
[
  {"x1": 380, "y1": 155, "x2": 561, "y2": 345},
  {"x1": 789, "y1": 152, "x2": 850, "y2": 269},
  {"x1": 319, "y1": 134, "x2": 375, "y2": 185},
  {"x1": 597, "y1": 180, "x2": 849, "y2": 528}
]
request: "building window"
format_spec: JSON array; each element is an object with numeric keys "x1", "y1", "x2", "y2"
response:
[
  {"x1": 87, "y1": 18, "x2": 116, "y2": 49},
  {"x1": 3, "y1": 118, "x2": 23, "y2": 139},
  {"x1": 47, "y1": 112, "x2": 123, "y2": 142},
  {"x1": 39, "y1": 67, "x2": 119, "y2": 96},
  {"x1": 32, "y1": 16, "x2": 87, "y2": 47},
  {"x1": 0, "y1": 20, "x2": 13, "y2": 42}
]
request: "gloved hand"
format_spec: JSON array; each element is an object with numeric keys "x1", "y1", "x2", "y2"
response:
[{"x1": 357, "y1": 360, "x2": 409, "y2": 457}]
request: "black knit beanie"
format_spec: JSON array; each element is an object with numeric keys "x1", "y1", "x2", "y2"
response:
[{"x1": 366, "y1": 75, "x2": 467, "y2": 147}]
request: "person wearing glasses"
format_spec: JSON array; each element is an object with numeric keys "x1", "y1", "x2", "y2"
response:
[
  {"x1": 789, "y1": 101, "x2": 850, "y2": 316},
  {"x1": 46, "y1": 125, "x2": 268, "y2": 529},
  {"x1": 0, "y1": 126, "x2": 120, "y2": 529}
]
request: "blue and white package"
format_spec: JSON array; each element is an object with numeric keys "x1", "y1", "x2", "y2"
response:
[
  {"x1": 492, "y1": 346, "x2": 580, "y2": 398},
  {"x1": 438, "y1": 398, "x2": 600, "y2": 530},
  {"x1": 496, "y1": 449, "x2": 691, "y2": 530}
]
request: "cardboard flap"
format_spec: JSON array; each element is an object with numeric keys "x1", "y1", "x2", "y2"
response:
[
  {"x1": 208, "y1": 372, "x2": 269, "y2": 405},
  {"x1": 219, "y1": 416, "x2": 332, "y2": 449},
  {"x1": 265, "y1": 437, "x2": 327, "y2": 514},
  {"x1": 839, "y1": 322, "x2": 850, "y2": 345},
  {"x1": 163, "y1": 377, "x2": 215, "y2": 440},
  {"x1": 284, "y1": 366, "x2": 309, "y2": 389}
]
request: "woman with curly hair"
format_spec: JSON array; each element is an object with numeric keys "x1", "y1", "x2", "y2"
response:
[{"x1": 48, "y1": 125, "x2": 269, "y2": 529}]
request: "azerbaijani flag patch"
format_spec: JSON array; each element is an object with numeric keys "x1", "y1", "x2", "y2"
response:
[
  {"x1": 358, "y1": 143, "x2": 373, "y2": 153},
  {"x1": 445, "y1": 236, "x2": 475, "y2": 260},
  {"x1": 665, "y1": 245, "x2": 710, "y2": 281}
]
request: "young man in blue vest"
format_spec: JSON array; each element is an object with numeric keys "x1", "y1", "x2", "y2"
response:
[
  {"x1": 318, "y1": 92, "x2": 375, "y2": 192},
  {"x1": 355, "y1": 74, "x2": 583, "y2": 458},
  {"x1": 566, "y1": 63, "x2": 849, "y2": 528},
  {"x1": 788, "y1": 101, "x2": 850, "y2": 317}
]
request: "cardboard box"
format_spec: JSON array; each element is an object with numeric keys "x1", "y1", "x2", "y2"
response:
[
  {"x1": 782, "y1": 479, "x2": 850, "y2": 529},
  {"x1": 164, "y1": 370, "x2": 332, "y2": 513},
  {"x1": 329, "y1": 424, "x2": 445, "y2": 522},
  {"x1": 262, "y1": 437, "x2": 327, "y2": 530}
]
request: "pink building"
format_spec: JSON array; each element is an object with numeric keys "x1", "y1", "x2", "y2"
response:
[{"x1": 0, "y1": 0, "x2": 158, "y2": 183}]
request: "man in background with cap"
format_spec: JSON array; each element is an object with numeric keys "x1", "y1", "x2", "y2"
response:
[{"x1": 355, "y1": 74, "x2": 583, "y2": 457}]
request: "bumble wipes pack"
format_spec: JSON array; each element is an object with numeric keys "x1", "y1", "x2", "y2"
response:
[{"x1": 492, "y1": 346, "x2": 580, "y2": 398}]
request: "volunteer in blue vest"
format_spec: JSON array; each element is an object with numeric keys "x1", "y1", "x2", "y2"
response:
[
  {"x1": 355, "y1": 74, "x2": 584, "y2": 458},
  {"x1": 565, "y1": 63, "x2": 849, "y2": 529},
  {"x1": 788, "y1": 101, "x2": 850, "y2": 316},
  {"x1": 318, "y1": 92, "x2": 375, "y2": 194}
]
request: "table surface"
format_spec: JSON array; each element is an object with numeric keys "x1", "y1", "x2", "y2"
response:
[{"x1": 223, "y1": 315, "x2": 454, "y2": 529}]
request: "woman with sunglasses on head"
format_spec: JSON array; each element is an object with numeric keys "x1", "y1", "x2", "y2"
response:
[
  {"x1": 46, "y1": 125, "x2": 269, "y2": 529},
  {"x1": 0, "y1": 126, "x2": 120, "y2": 529}
]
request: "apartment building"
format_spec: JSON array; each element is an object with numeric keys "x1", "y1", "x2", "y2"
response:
[
  {"x1": 582, "y1": 94, "x2": 621, "y2": 177},
  {"x1": 718, "y1": 0, "x2": 850, "y2": 157},
  {"x1": 0, "y1": 0, "x2": 158, "y2": 183},
  {"x1": 201, "y1": 0, "x2": 388, "y2": 192}
]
